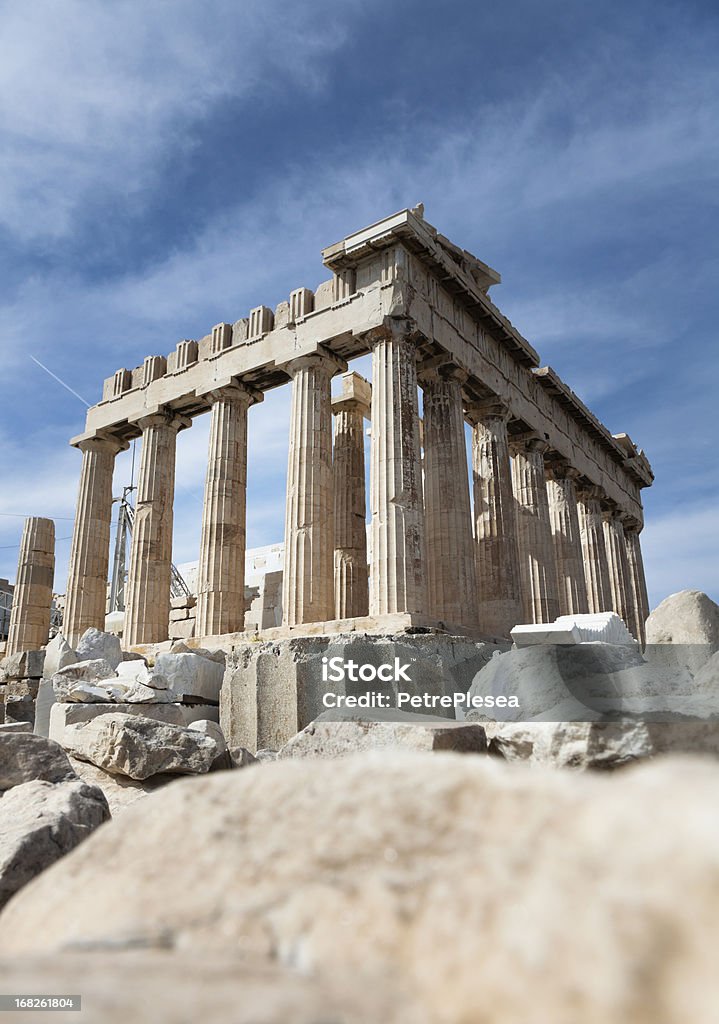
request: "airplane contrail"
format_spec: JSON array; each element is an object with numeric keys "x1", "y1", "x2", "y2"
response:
[{"x1": 30, "y1": 355, "x2": 91, "y2": 407}]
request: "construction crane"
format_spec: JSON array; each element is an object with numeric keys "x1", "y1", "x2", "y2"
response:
[{"x1": 107, "y1": 450, "x2": 190, "y2": 613}]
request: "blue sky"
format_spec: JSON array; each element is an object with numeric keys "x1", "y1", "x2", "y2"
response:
[{"x1": 0, "y1": 0, "x2": 717, "y2": 609}]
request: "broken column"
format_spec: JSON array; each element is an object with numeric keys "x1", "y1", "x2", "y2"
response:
[
  {"x1": 6, "y1": 517, "x2": 55, "y2": 656},
  {"x1": 283, "y1": 350, "x2": 345, "y2": 626},
  {"x1": 332, "y1": 371, "x2": 370, "y2": 619},
  {"x1": 623, "y1": 518, "x2": 650, "y2": 646},
  {"x1": 511, "y1": 438, "x2": 559, "y2": 624},
  {"x1": 124, "y1": 411, "x2": 190, "y2": 646},
  {"x1": 545, "y1": 460, "x2": 589, "y2": 617},
  {"x1": 368, "y1": 322, "x2": 427, "y2": 617},
  {"x1": 64, "y1": 434, "x2": 128, "y2": 647},
  {"x1": 195, "y1": 382, "x2": 262, "y2": 637},
  {"x1": 421, "y1": 365, "x2": 477, "y2": 628},
  {"x1": 602, "y1": 506, "x2": 634, "y2": 630},
  {"x1": 576, "y1": 484, "x2": 612, "y2": 614}
]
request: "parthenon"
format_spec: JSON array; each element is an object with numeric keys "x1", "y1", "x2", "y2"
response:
[{"x1": 62, "y1": 207, "x2": 654, "y2": 651}]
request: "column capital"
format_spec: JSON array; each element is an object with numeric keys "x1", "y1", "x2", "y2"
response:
[
  {"x1": 75, "y1": 432, "x2": 130, "y2": 456},
  {"x1": 135, "y1": 409, "x2": 192, "y2": 433},
  {"x1": 417, "y1": 357, "x2": 468, "y2": 387},
  {"x1": 364, "y1": 317, "x2": 422, "y2": 349},
  {"x1": 509, "y1": 434, "x2": 551, "y2": 458},
  {"x1": 202, "y1": 380, "x2": 264, "y2": 408},
  {"x1": 575, "y1": 482, "x2": 605, "y2": 503},
  {"x1": 332, "y1": 378, "x2": 371, "y2": 419},
  {"x1": 465, "y1": 397, "x2": 511, "y2": 425},
  {"x1": 544, "y1": 456, "x2": 582, "y2": 483},
  {"x1": 620, "y1": 513, "x2": 642, "y2": 534},
  {"x1": 284, "y1": 347, "x2": 347, "y2": 379}
]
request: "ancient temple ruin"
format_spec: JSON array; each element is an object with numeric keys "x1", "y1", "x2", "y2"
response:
[{"x1": 60, "y1": 207, "x2": 653, "y2": 650}]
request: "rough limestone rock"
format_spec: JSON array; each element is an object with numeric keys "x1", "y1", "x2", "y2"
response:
[
  {"x1": 62, "y1": 713, "x2": 219, "y2": 781},
  {"x1": 63, "y1": 682, "x2": 121, "y2": 704},
  {"x1": 53, "y1": 659, "x2": 116, "y2": 698},
  {"x1": 4, "y1": 753, "x2": 719, "y2": 1022},
  {"x1": 67, "y1": 757, "x2": 176, "y2": 816},
  {"x1": 115, "y1": 660, "x2": 167, "y2": 689},
  {"x1": 0, "y1": 649, "x2": 45, "y2": 681},
  {"x1": 0, "y1": 732, "x2": 76, "y2": 791},
  {"x1": 154, "y1": 652, "x2": 224, "y2": 704},
  {"x1": 0, "y1": 733, "x2": 109, "y2": 910},
  {"x1": 43, "y1": 633, "x2": 78, "y2": 677},
  {"x1": 48, "y1": 701, "x2": 219, "y2": 746},
  {"x1": 0, "y1": 778, "x2": 110, "y2": 910},
  {"x1": 646, "y1": 590, "x2": 719, "y2": 646},
  {"x1": 278, "y1": 711, "x2": 487, "y2": 759},
  {"x1": 478, "y1": 719, "x2": 655, "y2": 769},
  {"x1": 0, "y1": 951, "x2": 407, "y2": 1024},
  {"x1": 75, "y1": 628, "x2": 123, "y2": 671}
]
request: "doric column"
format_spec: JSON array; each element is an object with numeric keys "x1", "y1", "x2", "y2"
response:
[
  {"x1": 511, "y1": 437, "x2": 559, "y2": 624},
  {"x1": 332, "y1": 372, "x2": 370, "y2": 620},
  {"x1": 623, "y1": 518, "x2": 650, "y2": 646},
  {"x1": 195, "y1": 382, "x2": 262, "y2": 638},
  {"x1": 469, "y1": 400, "x2": 522, "y2": 637},
  {"x1": 283, "y1": 350, "x2": 345, "y2": 626},
  {"x1": 368, "y1": 322, "x2": 427, "y2": 617},
  {"x1": 576, "y1": 484, "x2": 612, "y2": 614},
  {"x1": 602, "y1": 506, "x2": 633, "y2": 629},
  {"x1": 545, "y1": 459, "x2": 589, "y2": 617},
  {"x1": 6, "y1": 518, "x2": 55, "y2": 656},
  {"x1": 124, "y1": 410, "x2": 190, "y2": 646},
  {"x1": 64, "y1": 434, "x2": 128, "y2": 647},
  {"x1": 421, "y1": 365, "x2": 477, "y2": 628}
]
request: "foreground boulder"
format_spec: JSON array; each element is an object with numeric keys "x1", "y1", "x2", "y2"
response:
[
  {"x1": 3, "y1": 751, "x2": 719, "y2": 1021},
  {"x1": 0, "y1": 734, "x2": 109, "y2": 910},
  {"x1": 62, "y1": 713, "x2": 219, "y2": 780},
  {"x1": 0, "y1": 951, "x2": 405, "y2": 1024},
  {"x1": 646, "y1": 590, "x2": 719, "y2": 646},
  {"x1": 278, "y1": 711, "x2": 486, "y2": 759}
]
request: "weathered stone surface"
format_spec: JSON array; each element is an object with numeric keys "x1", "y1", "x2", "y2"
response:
[
  {"x1": 42, "y1": 633, "x2": 78, "y2": 678},
  {"x1": 115, "y1": 660, "x2": 165, "y2": 688},
  {"x1": 5, "y1": 518, "x2": 54, "y2": 657},
  {"x1": 0, "y1": 649, "x2": 45, "y2": 681},
  {"x1": 4, "y1": 753, "x2": 719, "y2": 1022},
  {"x1": 53, "y1": 659, "x2": 116, "y2": 697},
  {"x1": 646, "y1": 590, "x2": 719, "y2": 645},
  {"x1": 278, "y1": 712, "x2": 486, "y2": 759},
  {"x1": 511, "y1": 612, "x2": 635, "y2": 647},
  {"x1": 0, "y1": 951, "x2": 407, "y2": 1024},
  {"x1": 0, "y1": 722, "x2": 31, "y2": 734},
  {"x1": 154, "y1": 652, "x2": 224, "y2": 703},
  {"x1": 75, "y1": 628, "x2": 123, "y2": 671},
  {"x1": 67, "y1": 757, "x2": 175, "y2": 815},
  {"x1": 61, "y1": 682, "x2": 121, "y2": 704},
  {"x1": 49, "y1": 701, "x2": 219, "y2": 746},
  {"x1": 62, "y1": 713, "x2": 218, "y2": 780},
  {"x1": 480, "y1": 719, "x2": 654, "y2": 769},
  {"x1": 0, "y1": 779, "x2": 109, "y2": 910},
  {"x1": 222, "y1": 633, "x2": 503, "y2": 753},
  {"x1": 0, "y1": 733, "x2": 76, "y2": 791}
]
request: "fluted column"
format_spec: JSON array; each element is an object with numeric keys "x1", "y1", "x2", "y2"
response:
[
  {"x1": 368, "y1": 323, "x2": 427, "y2": 616},
  {"x1": 469, "y1": 400, "x2": 522, "y2": 637},
  {"x1": 283, "y1": 350, "x2": 345, "y2": 626},
  {"x1": 602, "y1": 506, "x2": 633, "y2": 629},
  {"x1": 6, "y1": 518, "x2": 55, "y2": 656},
  {"x1": 624, "y1": 518, "x2": 650, "y2": 646},
  {"x1": 195, "y1": 382, "x2": 262, "y2": 638},
  {"x1": 511, "y1": 438, "x2": 559, "y2": 623},
  {"x1": 332, "y1": 372, "x2": 370, "y2": 619},
  {"x1": 64, "y1": 435, "x2": 128, "y2": 647},
  {"x1": 545, "y1": 460, "x2": 589, "y2": 616},
  {"x1": 421, "y1": 366, "x2": 477, "y2": 627},
  {"x1": 576, "y1": 484, "x2": 612, "y2": 614},
  {"x1": 124, "y1": 410, "x2": 189, "y2": 646}
]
